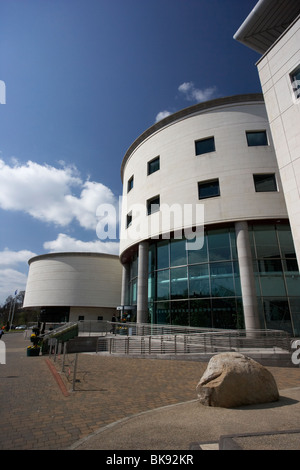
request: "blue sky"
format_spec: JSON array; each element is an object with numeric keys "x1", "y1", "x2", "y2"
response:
[{"x1": 0, "y1": 0, "x2": 261, "y2": 305}]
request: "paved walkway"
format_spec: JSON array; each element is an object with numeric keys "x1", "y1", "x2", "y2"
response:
[{"x1": 0, "y1": 332, "x2": 300, "y2": 450}]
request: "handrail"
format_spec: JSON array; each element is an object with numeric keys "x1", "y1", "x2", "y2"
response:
[
  {"x1": 95, "y1": 325, "x2": 291, "y2": 356},
  {"x1": 77, "y1": 320, "x2": 290, "y2": 341}
]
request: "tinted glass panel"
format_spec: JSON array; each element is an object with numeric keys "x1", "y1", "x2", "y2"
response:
[
  {"x1": 277, "y1": 225, "x2": 296, "y2": 259},
  {"x1": 259, "y1": 274, "x2": 286, "y2": 297},
  {"x1": 212, "y1": 298, "x2": 238, "y2": 329},
  {"x1": 246, "y1": 131, "x2": 268, "y2": 146},
  {"x1": 156, "y1": 301, "x2": 170, "y2": 324},
  {"x1": 289, "y1": 299, "x2": 300, "y2": 336},
  {"x1": 170, "y1": 267, "x2": 188, "y2": 299},
  {"x1": 157, "y1": 240, "x2": 169, "y2": 270},
  {"x1": 291, "y1": 67, "x2": 300, "y2": 99},
  {"x1": 253, "y1": 225, "x2": 280, "y2": 258},
  {"x1": 130, "y1": 279, "x2": 137, "y2": 304},
  {"x1": 285, "y1": 271, "x2": 300, "y2": 296},
  {"x1": 127, "y1": 176, "x2": 134, "y2": 192},
  {"x1": 147, "y1": 195, "x2": 160, "y2": 214},
  {"x1": 208, "y1": 229, "x2": 231, "y2": 261},
  {"x1": 189, "y1": 299, "x2": 212, "y2": 327},
  {"x1": 170, "y1": 300, "x2": 189, "y2": 325},
  {"x1": 170, "y1": 239, "x2": 187, "y2": 267},
  {"x1": 188, "y1": 234, "x2": 208, "y2": 264},
  {"x1": 189, "y1": 264, "x2": 210, "y2": 298},
  {"x1": 157, "y1": 269, "x2": 169, "y2": 300},
  {"x1": 148, "y1": 157, "x2": 160, "y2": 175},
  {"x1": 210, "y1": 262, "x2": 235, "y2": 297},
  {"x1": 198, "y1": 179, "x2": 220, "y2": 199},
  {"x1": 195, "y1": 137, "x2": 215, "y2": 155},
  {"x1": 148, "y1": 273, "x2": 155, "y2": 301},
  {"x1": 253, "y1": 174, "x2": 277, "y2": 192},
  {"x1": 126, "y1": 213, "x2": 132, "y2": 228},
  {"x1": 148, "y1": 243, "x2": 156, "y2": 273},
  {"x1": 263, "y1": 299, "x2": 292, "y2": 334},
  {"x1": 130, "y1": 253, "x2": 138, "y2": 278}
]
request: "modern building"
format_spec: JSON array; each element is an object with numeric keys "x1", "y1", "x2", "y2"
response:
[
  {"x1": 23, "y1": 0, "x2": 300, "y2": 337},
  {"x1": 234, "y1": 0, "x2": 300, "y2": 267},
  {"x1": 23, "y1": 252, "x2": 122, "y2": 323},
  {"x1": 119, "y1": 94, "x2": 300, "y2": 336}
]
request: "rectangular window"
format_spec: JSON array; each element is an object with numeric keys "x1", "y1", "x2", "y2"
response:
[
  {"x1": 127, "y1": 175, "x2": 134, "y2": 192},
  {"x1": 195, "y1": 136, "x2": 215, "y2": 155},
  {"x1": 126, "y1": 212, "x2": 132, "y2": 228},
  {"x1": 198, "y1": 179, "x2": 220, "y2": 199},
  {"x1": 290, "y1": 65, "x2": 300, "y2": 100},
  {"x1": 246, "y1": 130, "x2": 268, "y2": 147},
  {"x1": 148, "y1": 156, "x2": 160, "y2": 175},
  {"x1": 147, "y1": 195, "x2": 160, "y2": 215},
  {"x1": 253, "y1": 174, "x2": 277, "y2": 192}
]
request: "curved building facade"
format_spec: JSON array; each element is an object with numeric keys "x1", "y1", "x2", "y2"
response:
[
  {"x1": 120, "y1": 94, "x2": 300, "y2": 336},
  {"x1": 23, "y1": 252, "x2": 122, "y2": 323}
]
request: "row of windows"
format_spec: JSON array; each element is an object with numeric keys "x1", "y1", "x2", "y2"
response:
[
  {"x1": 126, "y1": 173, "x2": 278, "y2": 227},
  {"x1": 198, "y1": 173, "x2": 277, "y2": 200},
  {"x1": 127, "y1": 130, "x2": 269, "y2": 193}
]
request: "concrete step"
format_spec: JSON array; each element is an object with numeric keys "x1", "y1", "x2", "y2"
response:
[{"x1": 190, "y1": 429, "x2": 300, "y2": 450}]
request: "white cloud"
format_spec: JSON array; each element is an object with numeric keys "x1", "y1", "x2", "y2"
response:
[
  {"x1": 43, "y1": 233, "x2": 120, "y2": 256},
  {"x1": 178, "y1": 82, "x2": 217, "y2": 103},
  {"x1": 155, "y1": 110, "x2": 172, "y2": 123},
  {"x1": 0, "y1": 248, "x2": 36, "y2": 304},
  {"x1": 65, "y1": 181, "x2": 117, "y2": 230},
  {"x1": 0, "y1": 248, "x2": 37, "y2": 266},
  {"x1": 0, "y1": 159, "x2": 118, "y2": 231},
  {"x1": 155, "y1": 81, "x2": 218, "y2": 123},
  {"x1": 0, "y1": 268, "x2": 28, "y2": 304}
]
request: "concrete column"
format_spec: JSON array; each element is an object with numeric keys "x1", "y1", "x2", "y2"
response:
[
  {"x1": 235, "y1": 221, "x2": 260, "y2": 330},
  {"x1": 121, "y1": 263, "x2": 130, "y2": 306},
  {"x1": 137, "y1": 241, "x2": 149, "y2": 324}
]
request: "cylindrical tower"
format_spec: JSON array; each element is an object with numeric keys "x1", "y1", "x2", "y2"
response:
[{"x1": 119, "y1": 94, "x2": 300, "y2": 335}]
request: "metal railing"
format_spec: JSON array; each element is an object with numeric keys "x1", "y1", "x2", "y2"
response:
[
  {"x1": 77, "y1": 320, "x2": 237, "y2": 337},
  {"x1": 41, "y1": 320, "x2": 291, "y2": 357},
  {"x1": 94, "y1": 324, "x2": 291, "y2": 356}
]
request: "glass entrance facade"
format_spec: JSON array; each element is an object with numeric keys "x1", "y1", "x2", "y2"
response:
[
  {"x1": 126, "y1": 222, "x2": 300, "y2": 335},
  {"x1": 249, "y1": 223, "x2": 300, "y2": 335}
]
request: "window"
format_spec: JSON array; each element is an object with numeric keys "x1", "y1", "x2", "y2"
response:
[
  {"x1": 246, "y1": 130, "x2": 268, "y2": 147},
  {"x1": 147, "y1": 195, "x2": 160, "y2": 215},
  {"x1": 290, "y1": 66, "x2": 300, "y2": 100},
  {"x1": 253, "y1": 174, "x2": 277, "y2": 192},
  {"x1": 127, "y1": 175, "x2": 134, "y2": 192},
  {"x1": 195, "y1": 136, "x2": 215, "y2": 156},
  {"x1": 126, "y1": 212, "x2": 132, "y2": 228},
  {"x1": 148, "y1": 156, "x2": 160, "y2": 175},
  {"x1": 198, "y1": 179, "x2": 220, "y2": 199}
]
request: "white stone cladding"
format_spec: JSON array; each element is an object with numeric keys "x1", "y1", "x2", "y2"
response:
[
  {"x1": 120, "y1": 96, "x2": 288, "y2": 262},
  {"x1": 257, "y1": 17, "x2": 300, "y2": 266},
  {"x1": 23, "y1": 252, "x2": 122, "y2": 311}
]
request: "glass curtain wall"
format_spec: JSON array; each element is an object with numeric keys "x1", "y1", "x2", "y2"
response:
[
  {"x1": 127, "y1": 222, "x2": 300, "y2": 335},
  {"x1": 148, "y1": 226, "x2": 244, "y2": 329},
  {"x1": 249, "y1": 223, "x2": 300, "y2": 336}
]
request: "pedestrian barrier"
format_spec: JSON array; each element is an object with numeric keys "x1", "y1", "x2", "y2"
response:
[{"x1": 96, "y1": 326, "x2": 291, "y2": 357}]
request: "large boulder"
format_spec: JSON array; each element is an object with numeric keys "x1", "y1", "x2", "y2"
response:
[{"x1": 196, "y1": 352, "x2": 279, "y2": 408}]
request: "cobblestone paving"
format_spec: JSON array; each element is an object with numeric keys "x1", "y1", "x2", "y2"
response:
[{"x1": 0, "y1": 332, "x2": 299, "y2": 450}]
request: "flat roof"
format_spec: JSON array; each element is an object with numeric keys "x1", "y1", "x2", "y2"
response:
[
  {"x1": 28, "y1": 252, "x2": 120, "y2": 265},
  {"x1": 234, "y1": 0, "x2": 300, "y2": 54},
  {"x1": 121, "y1": 93, "x2": 264, "y2": 182}
]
